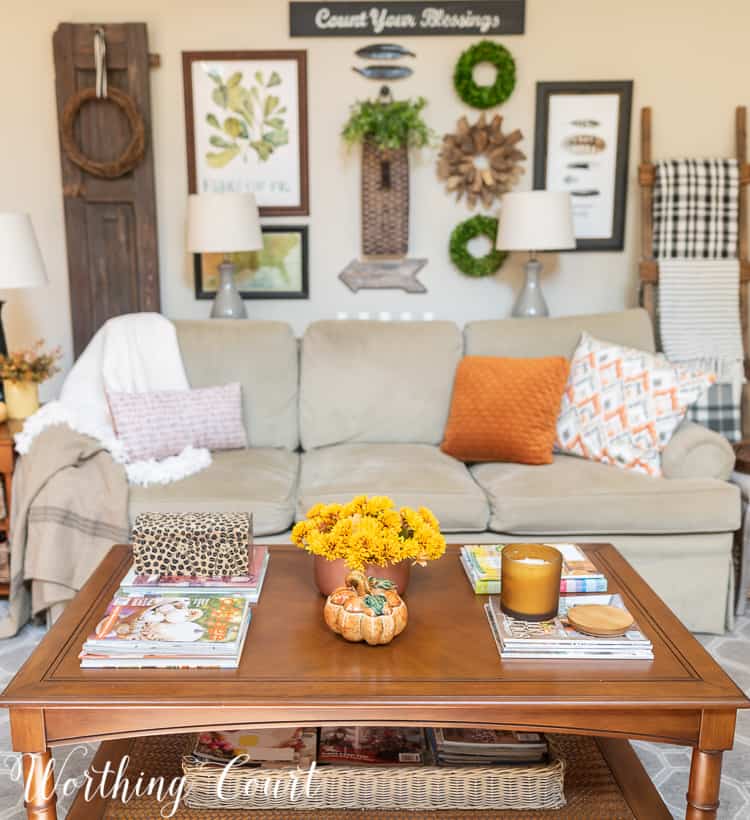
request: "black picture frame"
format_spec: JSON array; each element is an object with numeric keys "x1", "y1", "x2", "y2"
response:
[
  {"x1": 194, "y1": 225, "x2": 309, "y2": 300},
  {"x1": 533, "y1": 80, "x2": 633, "y2": 252}
]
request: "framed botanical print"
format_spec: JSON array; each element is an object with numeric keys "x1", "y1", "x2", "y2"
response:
[
  {"x1": 183, "y1": 50, "x2": 309, "y2": 216},
  {"x1": 533, "y1": 81, "x2": 633, "y2": 251},
  {"x1": 194, "y1": 225, "x2": 309, "y2": 300}
]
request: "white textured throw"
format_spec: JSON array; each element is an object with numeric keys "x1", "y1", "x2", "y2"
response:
[
  {"x1": 658, "y1": 258, "x2": 744, "y2": 381},
  {"x1": 15, "y1": 313, "x2": 212, "y2": 487}
]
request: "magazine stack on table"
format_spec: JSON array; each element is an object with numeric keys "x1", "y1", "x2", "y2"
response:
[
  {"x1": 79, "y1": 592, "x2": 252, "y2": 669},
  {"x1": 485, "y1": 594, "x2": 654, "y2": 661},
  {"x1": 461, "y1": 543, "x2": 607, "y2": 595},
  {"x1": 119, "y1": 546, "x2": 269, "y2": 602},
  {"x1": 427, "y1": 729, "x2": 548, "y2": 766}
]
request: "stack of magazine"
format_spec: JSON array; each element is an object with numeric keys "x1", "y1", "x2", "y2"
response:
[
  {"x1": 485, "y1": 594, "x2": 654, "y2": 660},
  {"x1": 80, "y1": 592, "x2": 252, "y2": 669},
  {"x1": 119, "y1": 546, "x2": 269, "y2": 602},
  {"x1": 461, "y1": 543, "x2": 607, "y2": 595},
  {"x1": 427, "y1": 729, "x2": 548, "y2": 765}
]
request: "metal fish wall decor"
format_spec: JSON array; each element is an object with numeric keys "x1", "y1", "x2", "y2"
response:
[
  {"x1": 353, "y1": 65, "x2": 413, "y2": 80},
  {"x1": 356, "y1": 43, "x2": 415, "y2": 60}
]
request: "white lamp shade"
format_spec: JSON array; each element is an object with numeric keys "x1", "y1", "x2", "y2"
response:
[
  {"x1": 496, "y1": 191, "x2": 576, "y2": 252},
  {"x1": 0, "y1": 212, "x2": 48, "y2": 288},
  {"x1": 186, "y1": 192, "x2": 263, "y2": 254}
]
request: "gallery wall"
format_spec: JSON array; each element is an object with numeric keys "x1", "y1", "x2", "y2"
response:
[{"x1": 1, "y1": 0, "x2": 749, "y2": 397}]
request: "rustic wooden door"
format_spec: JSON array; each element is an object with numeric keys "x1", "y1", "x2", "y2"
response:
[{"x1": 53, "y1": 23, "x2": 160, "y2": 357}]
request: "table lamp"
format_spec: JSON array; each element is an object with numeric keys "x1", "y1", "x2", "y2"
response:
[
  {"x1": 187, "y1": 192, "x2": 263, "y2": 319},
  {"x1": 0, "y1": 213, "x2": 49, "y2": 355},
  {"x1": 496, "y1": 191, "x2": 575, "y2": 318}
]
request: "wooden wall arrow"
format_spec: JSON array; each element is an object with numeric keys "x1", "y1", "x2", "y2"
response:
[{"x1": 338, "y1": 259, "x2": 428, "y2": 293}]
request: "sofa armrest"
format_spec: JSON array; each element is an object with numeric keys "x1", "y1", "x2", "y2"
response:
[{"x1": 661, "y1": 421, "x2": 736, "y2": 481}]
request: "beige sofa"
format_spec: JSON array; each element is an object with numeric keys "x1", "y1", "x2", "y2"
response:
[{"x1": 129, "y1": 309, "x2": 739, "y2": 634}]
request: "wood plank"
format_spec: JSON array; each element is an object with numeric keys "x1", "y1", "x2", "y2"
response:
[{"x1": 53, "y1": 23, "x2": 160, "y2": 358}]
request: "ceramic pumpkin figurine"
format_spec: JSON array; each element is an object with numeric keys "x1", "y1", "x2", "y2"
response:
[{"x1": 324, "y1": 570, "x2": 408, "y2": 645}]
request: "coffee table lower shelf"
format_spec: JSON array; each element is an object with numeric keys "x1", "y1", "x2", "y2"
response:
[{"x1": 67, "y1": 733, "x2": 671, "y2": 819}]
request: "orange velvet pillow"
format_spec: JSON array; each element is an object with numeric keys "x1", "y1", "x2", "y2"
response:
[{"x1": 441, "y1": 356, "x2": 571, "y2": 465}]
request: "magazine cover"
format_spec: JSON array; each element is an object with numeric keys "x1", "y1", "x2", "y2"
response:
[
  {"x1": 120, "y1": 547, "x2": 268, "y2": 589},
  {"x1": 85, "y1": 594, "x2": 249, "y2": 650},
  {"x1": 192, "y1": 729, "x2": 317, "y2": 767},
  {"x1": 318, "y1": 727, "x2": 427, "y2": 765}
]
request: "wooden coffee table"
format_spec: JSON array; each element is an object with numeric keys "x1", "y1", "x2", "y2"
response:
[{"x1": 2, "y1": 543, "x2": 748, "y2": 819}]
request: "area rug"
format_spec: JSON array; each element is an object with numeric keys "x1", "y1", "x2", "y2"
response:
[{"x1": 0, "y1": 618, "x2": 747, "y2": 819}]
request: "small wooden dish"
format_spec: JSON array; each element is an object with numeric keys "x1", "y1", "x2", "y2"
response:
[{"x1": 567, "y1": 605, "x2": 634, "y2": 637}]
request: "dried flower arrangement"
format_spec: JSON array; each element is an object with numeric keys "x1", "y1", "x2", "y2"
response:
[
  {"x1": 292, "y1": 495, "x2": 446, "y2": 571},
  {"x1": 0, "y1": 340, "x2": 62, "y2": 383}
]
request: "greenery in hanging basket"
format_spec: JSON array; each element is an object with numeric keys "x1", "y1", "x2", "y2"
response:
[
  {"x1": 450, "y1": 215, "x2": 508, "y2": 277},
  {"x1": 342, "y1": 97, "x2": 434, "y2": 151},
  {"x1": 454, "y1": 41, "x2": 516, "y2": 109}
]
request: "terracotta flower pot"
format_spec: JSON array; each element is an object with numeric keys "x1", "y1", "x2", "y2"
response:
[{"x1": 313, "y1": 555, "x2": 411, "y2": 597}]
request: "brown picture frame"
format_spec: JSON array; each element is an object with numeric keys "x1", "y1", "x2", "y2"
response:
[{"x1": 182, "y1": 50, "x2": 309, "y2": 217}]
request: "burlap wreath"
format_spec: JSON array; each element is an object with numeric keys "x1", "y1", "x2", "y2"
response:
[{"x1": 61, "y1": 86, "x2": 146, "y2": 179}]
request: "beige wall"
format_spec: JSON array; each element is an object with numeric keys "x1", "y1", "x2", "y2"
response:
[{"x1": 1, "y1": 0, "x2": 748, "y2": 397}]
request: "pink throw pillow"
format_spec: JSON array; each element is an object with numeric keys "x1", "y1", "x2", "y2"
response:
[{"x1": 107, "y1": 383, "x2": 247, "y2": 462}]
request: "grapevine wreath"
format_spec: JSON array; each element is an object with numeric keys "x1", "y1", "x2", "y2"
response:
[
  {"x1": 61, "y1": 86, "x2": 146, "y2": 179},
  {"x1": 453, "y1": 41, "x2": 516, "y2": 109},
  {"x1": 449, "y1": 215, "x2": 508, "y2": 277}
]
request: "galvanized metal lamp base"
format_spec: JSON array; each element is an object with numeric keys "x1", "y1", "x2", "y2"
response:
[
  {"x1": 512, "y1": 257, "x2": 549, "y2": 319},
  {"x1": 210, "y1": 260, "x2": 247, "y2": 319}
]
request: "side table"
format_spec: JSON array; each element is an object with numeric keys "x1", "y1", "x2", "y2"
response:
[{"x1": 0, "y1": 420, "x2": 20, "y2": 597}]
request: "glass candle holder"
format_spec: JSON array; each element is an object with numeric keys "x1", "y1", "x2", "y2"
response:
[{"x1": 501, "y1": 544, "x2": 563, "y2": 621}]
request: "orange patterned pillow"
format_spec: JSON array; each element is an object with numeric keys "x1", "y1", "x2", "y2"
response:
[{"x1": 441, "y1": 356, "x2": 570, "y2": 465}]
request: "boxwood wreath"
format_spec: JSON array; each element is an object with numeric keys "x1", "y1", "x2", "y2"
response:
[
  {"x1": 450, "y1": 215, "x2": 507, "y2": 277},
  {"x1": 454, "y1": 41, "x2": 516, "y2": 109}
]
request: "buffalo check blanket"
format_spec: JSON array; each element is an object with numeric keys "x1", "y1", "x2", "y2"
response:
[{"x1": 653, "y1": 159, "x2": 739, "y2": 259}]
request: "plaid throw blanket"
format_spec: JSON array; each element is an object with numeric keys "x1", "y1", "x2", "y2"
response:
[{"x1": 653, "y1": 159, "x2": 739, "y2": 259}]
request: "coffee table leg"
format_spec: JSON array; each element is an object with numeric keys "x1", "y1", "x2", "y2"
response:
[
  {"x1": 21, "y1": 751, "x2": 58, "y2": 820},
  {"x1": 9, "y1": 709, "x2": 58, "y2": 820}
]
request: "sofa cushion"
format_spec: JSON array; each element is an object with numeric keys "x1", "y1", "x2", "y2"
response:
[
  {"x1": 300, "y1": 320, "x2": 462, "y2": 450},
  {"x1": 297, "y1": 443, "x2": 489, "y2": 532},
  {"x1": 471, "y1": 454, "x2": 740, "y2": 535},
  {"x1": 465, "y1": 308, "x2": 655, "y2": 358},
  {"x1": 129, "y1": 448, "x2": 299, "y2": 536},
  {"x1": 174, "y1": 320, "x2": 298, "y2": 450}
]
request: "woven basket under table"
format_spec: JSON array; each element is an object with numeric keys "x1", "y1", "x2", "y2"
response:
[{"x1": 182, "y1": 745, "x2": 565, "y2": 812}]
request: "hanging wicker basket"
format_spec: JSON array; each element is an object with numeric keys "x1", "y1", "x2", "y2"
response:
[{"x1": 361, "y1": 140, "x2": 410, "y2": 257}]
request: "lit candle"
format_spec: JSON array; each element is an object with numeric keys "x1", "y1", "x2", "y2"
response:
[{"x1": 501, "y1": 544, "x2": 562, "y2": 621}]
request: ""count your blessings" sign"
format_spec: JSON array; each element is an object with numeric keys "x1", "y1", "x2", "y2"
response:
[{"x1": 289, "y1": 2, "x2": 525, "y2": 37}]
